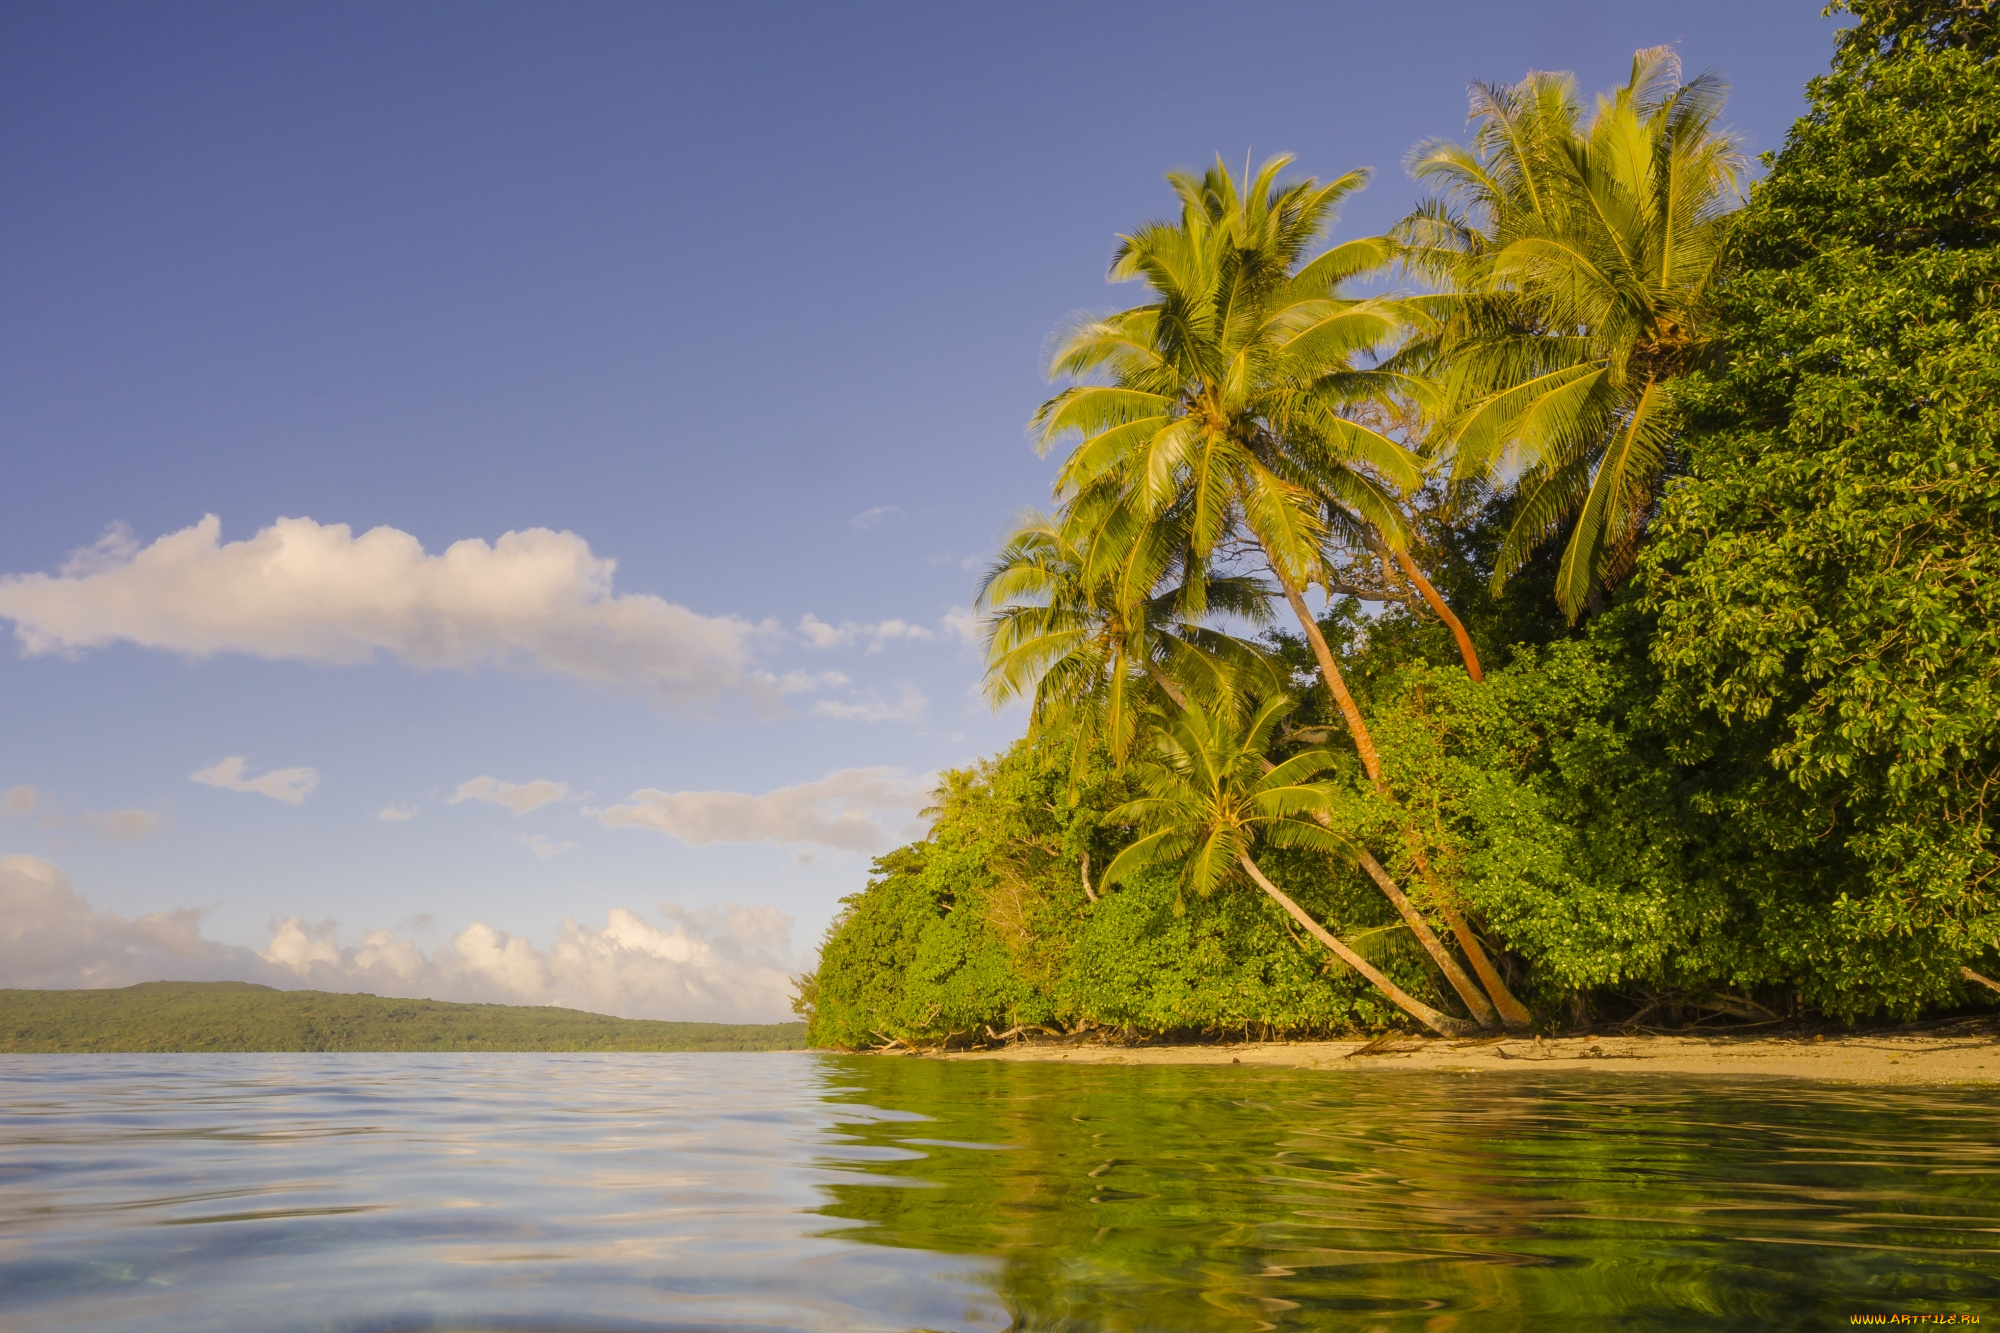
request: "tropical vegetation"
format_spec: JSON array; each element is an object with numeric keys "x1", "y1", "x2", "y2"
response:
[{"x1": 796, "y1": 0, "x2": 2000, "y2": 1047}]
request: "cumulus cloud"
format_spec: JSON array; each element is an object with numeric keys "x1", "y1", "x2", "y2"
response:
[
  {"x1": 796, "y1": 614, "x2": 852, "y2": 650},
  {"x1": 2, "y1": 788, "x2": 162, "y2": 841},
  {"x1": 797, "y1": 613, "x2": 933, "y2": 653},
  {"x1": 850, "y1": 505, "x2": 903, "y2": 531},
  {"x1": 0, "y1": 855, "x2": 797, "y2": 1021},
  {"x1": 756, "y1": 667, "x2": 850, "y2": 693},
  {"x1": 940, "y1": 606, "x2": 982, "y2": 645},
  {"x1": 797, "y1": 612, "x2": 957, "y2": 654},
  {"x1": 811, "y1": 684, "x2": 927, "y2": 723},
  {"x1": 80, "y1": 809, "x2": 164, "y2": 843},
  {"x1": 378, "y1": 803, "x2": 417, "y2": 822},
  {"x1": 0, "y1": 516, "x2": 771, "y2": 710},
  {"x1": 864, "y1": 619, "x2": 933, "y2": 652},
  {"x1": 450, "y1": 776, "x2": 569, "y2": 816},
  {"x1": 0, "y1": 854, "x2": 268, "y2": 989},
  {"x1": 191, "y1": 756, "x2": 320, "y2": 804},
  {"x1": 523, "y1": 834, "x2": 574, "y2": 859},
  {"x1": 267, "y1": 902, "x2": 801, "y2": 1020},
  {"x1": 592, "y1": 766, "x2": 930, "y2": 854}
]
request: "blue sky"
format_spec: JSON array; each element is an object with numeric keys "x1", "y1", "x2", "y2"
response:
[{"x1": 0, "y1": 2, "x2": 1842, "y2": 1018}]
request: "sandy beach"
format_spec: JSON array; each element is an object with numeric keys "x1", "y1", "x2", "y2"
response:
[{"x1": 942, "y1": 1025, "x2": 2000, "y2": 1083}]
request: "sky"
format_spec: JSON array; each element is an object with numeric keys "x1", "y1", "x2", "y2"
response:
[{"x1": 0, "y1": 1, "x2": 1846, "y2": 1020}]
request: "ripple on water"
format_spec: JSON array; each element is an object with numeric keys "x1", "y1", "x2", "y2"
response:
[{"x1": 0, "y1": 1053, "x2": 1995, "y2": 1331}]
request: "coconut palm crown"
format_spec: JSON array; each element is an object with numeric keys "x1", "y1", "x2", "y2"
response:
[
  {"x1": 977, "y1": 492, "x2": 1275, "y2": 781},
  {"x1": 1396, "y1": 47, "x2": 1746, "y2": 619},
  {"x1": 1032, "y1": 153, "x2": 1422, "y2": 607},
  {"x1": 1099, "y1": 693, "x2": 1347, "y2": 903}
]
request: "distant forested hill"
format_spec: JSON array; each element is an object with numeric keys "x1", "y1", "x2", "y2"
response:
[{"x1": 0, "y1": 982, "x2": 810, "y2": 1052}]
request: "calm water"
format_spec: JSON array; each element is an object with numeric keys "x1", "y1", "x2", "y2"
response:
[{"x1": 1, "y1": 1056, "x2": 1995, "y2": 1331}]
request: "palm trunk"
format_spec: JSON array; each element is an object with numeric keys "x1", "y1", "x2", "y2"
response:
[
  {"x1": 1276, "y1": 572, "x2": 1383, "y2": 780},
  {"x1": 1355, "y1": 850, "x2": 1496, "y2": 1027},
  {"x1": 1141, "y1": 659, "x2": 1192, "y2": 711},
  {"x1": 1275, "y1": 566, "x2": 1533, "y2": 1029},
  {"x1": 1389, "y1": 547, "x2": 1483, "y2": 683},
  {"x1": 1434, "y1": 899, "x2": 1531, "y2": 1029},
  {"x1": 1258, "y1": 750, "x2": 1496, "y2": 1029},
  {"x1": 1239, "y1": 853, "x2": 1474, "y2": 1037}
]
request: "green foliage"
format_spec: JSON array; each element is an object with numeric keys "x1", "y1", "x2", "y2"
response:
[
  {"x1": 1057, "y1": 861, "x2": 1407, "y2": 1033},
  {"x1": 1099, "y1": 695, "x2": 1349, "y2": 903},
  {"x1": 0, "y1": 982, "x2": 809, "y2": 1052},
  {"x1": 1335, "y1": 610, "x2": 1815, "y2": 1011},
  {"x1": 975, "y1": 499, "x2": 1275, "y2": 779},
  {"x1": 1646, "y1": 0, "x2": 2000, "y2": 1014}
]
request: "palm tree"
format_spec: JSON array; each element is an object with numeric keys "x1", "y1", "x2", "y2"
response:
[
  {"x1": 1031, "y1": 154, "x2": 1530, "y2": 1028},
  {"x1": 977, "y1": 491, "x2": 1277, "y2": 781},
  {"x1": 1397, "y1": 47, "x2": 1745, "y2": 620},
  {"x1": 1099, "y1": 694, "x2": 1476, "y2": 1037},
  {"x1": 1032, "y1": 154, "x2": 1418, "y2": 784}
]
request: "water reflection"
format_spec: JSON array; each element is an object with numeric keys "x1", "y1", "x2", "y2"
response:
[
  {"x1": 0, "y1": 1054, "x2": 1000, "y2": 1332},
  {"x1": 0, "y1": 1054, "x2": 1993, "y2": 1331},
  {"x1": 813, "y1": 1059, "x2": 2000, "y2": 1329}
]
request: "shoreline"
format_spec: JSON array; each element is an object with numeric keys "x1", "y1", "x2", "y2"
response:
[{"x1": 936, "y1": 1027, "x2": 2000, "y2": 1083}]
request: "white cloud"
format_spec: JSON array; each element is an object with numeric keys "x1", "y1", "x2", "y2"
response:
[
  {"x1": 449, "y1": 776, "x2": 569, "y2": 816},
  {"x1": 850, "y1": 505, "x2": 903, "y2": 531},
  {"x1": 799, "y1": 613, "x2": 934, "y2": 652},
  {"x1": 80, "y1": 809, "x2": 164, "y2": 843},
  {"x1": 796, "y1": 614, "x2": 851, "y2": 650},
  {"x1": 592, "y1": 765, "x2": 930, "y2": 853},
  {"x1": 754, "y1": 666, "x2": 851, "y2": 693},
  {"x1": 0, "y1": 854, "x2": 797, "y2": 1021},
  {"x1": 811, "y1": 684, "x2": 927, "y2": 723},
  {"x1": 191, "y1": 756, "x2": 320, "y2": 805},
  {"x1": 0, "y1": 516, "x2": 772, "y2": 710},
  {"x1": 863, "y1": 619, "x2": 933, "y2": 652},
  {"x1": 2, "y1": 788, "x2": 161, "y2": 840},
  {"x1": 799, "y1": 611, "x2": 977, "y2": 654},
  {"x1": 523, "y1": 834, "x2": 574, "y2": 860},
  {"x1": 0, "y1": 854, "x2": 268, "y2": 989},
  {"x1": 268, "y1": 901, "x2": 803, "y2": 1021},
  {"x1": 940, "y1": 605, "x2": 982, "y2": 645},
  {"x1": 378, "y1": 803, "x2": 417, "y2": 822}
]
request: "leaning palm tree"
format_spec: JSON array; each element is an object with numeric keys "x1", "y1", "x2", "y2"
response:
[
  {"x1": 1397, "y1": 47, "x2": 1745, "y2": 619},
  {"x1": 1032, "y1": 154, "x2": 1530, "y2": 1028},
  {"x1": 1100, "y1": 694, "x2": 1476, "y2": 1037}
]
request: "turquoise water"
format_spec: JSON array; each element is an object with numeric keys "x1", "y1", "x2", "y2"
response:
[{"x1": 0, "y1": 1055, "x2": 1994, "y2": 1330}]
